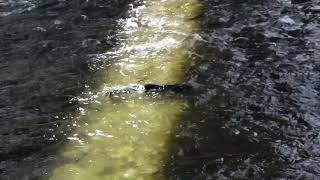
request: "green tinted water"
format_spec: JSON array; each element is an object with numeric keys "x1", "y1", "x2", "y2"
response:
[{"x1": 50, "y1": 0, "x2": 201, "y2": 179}]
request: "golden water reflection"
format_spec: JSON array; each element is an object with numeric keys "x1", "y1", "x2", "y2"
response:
[{"x1": 50, "y1": 0, "x2": 201, "y2": 179}]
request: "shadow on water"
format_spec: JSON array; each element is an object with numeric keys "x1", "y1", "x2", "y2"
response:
[
  {"x1": 0, "y1": 0, "x2": 135, "y2": 179},
  {"x1": 165, "y1": 0, "x2": 320, "y2": 179}
]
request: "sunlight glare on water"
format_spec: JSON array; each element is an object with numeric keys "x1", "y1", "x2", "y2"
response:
[{"x1": 50, "y1": 0, "x2": 201, "y2": 179}]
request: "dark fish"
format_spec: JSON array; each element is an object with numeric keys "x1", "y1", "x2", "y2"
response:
[
  {"x1": 144, "y1": 84, "x2": 192, "y2": 93},
  {"x1": 107, "y1": 84, "x2": 192, "y2": 97}
]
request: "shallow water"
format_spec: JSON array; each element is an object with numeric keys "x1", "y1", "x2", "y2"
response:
[
  {"x1": 49, "y1": 0, "x2": 201, "y2": 179},
  {"x1": 1, "y1": 0, "x2": 320, "y2": 179}
]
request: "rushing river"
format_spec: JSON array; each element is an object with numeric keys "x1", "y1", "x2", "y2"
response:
[
  {"x1": 50, "y1": 0, "x2": 201, "y2": 179},
  {"x1": 1, "y1": 0, "x2": 320, "y2": 179}
]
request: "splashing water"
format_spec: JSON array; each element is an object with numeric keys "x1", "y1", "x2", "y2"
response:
[{"x1": 49, "y1": 0, "x2": 201, "y2": 179}]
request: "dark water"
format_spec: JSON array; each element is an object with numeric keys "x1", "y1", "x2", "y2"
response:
[
  {"x1": 0, "y1": 0, "x2": 135, "y2": 179},
  {"x1": 1, "y1": 0, "x2": 320, "y2": 179}
]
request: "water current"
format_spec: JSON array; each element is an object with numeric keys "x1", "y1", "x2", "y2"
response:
[
  {"x1": 50, "y1": 0, "x2": 201, "y2": 179},
  {"x1": 0, "y1": 0, "x2": 319, "y2": 179}
]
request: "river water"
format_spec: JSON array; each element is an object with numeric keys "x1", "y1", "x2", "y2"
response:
[{"x1": 1, "y1": 0, "x2": 320, "y2": 179}]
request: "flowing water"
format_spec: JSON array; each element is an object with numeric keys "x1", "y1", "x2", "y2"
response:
[
  {"x1": 50, "y1": 0, "x2": 201, "y2": 179},
  {"x1": 1, "y1": 0, "x2": 320, "y2": 179}
]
